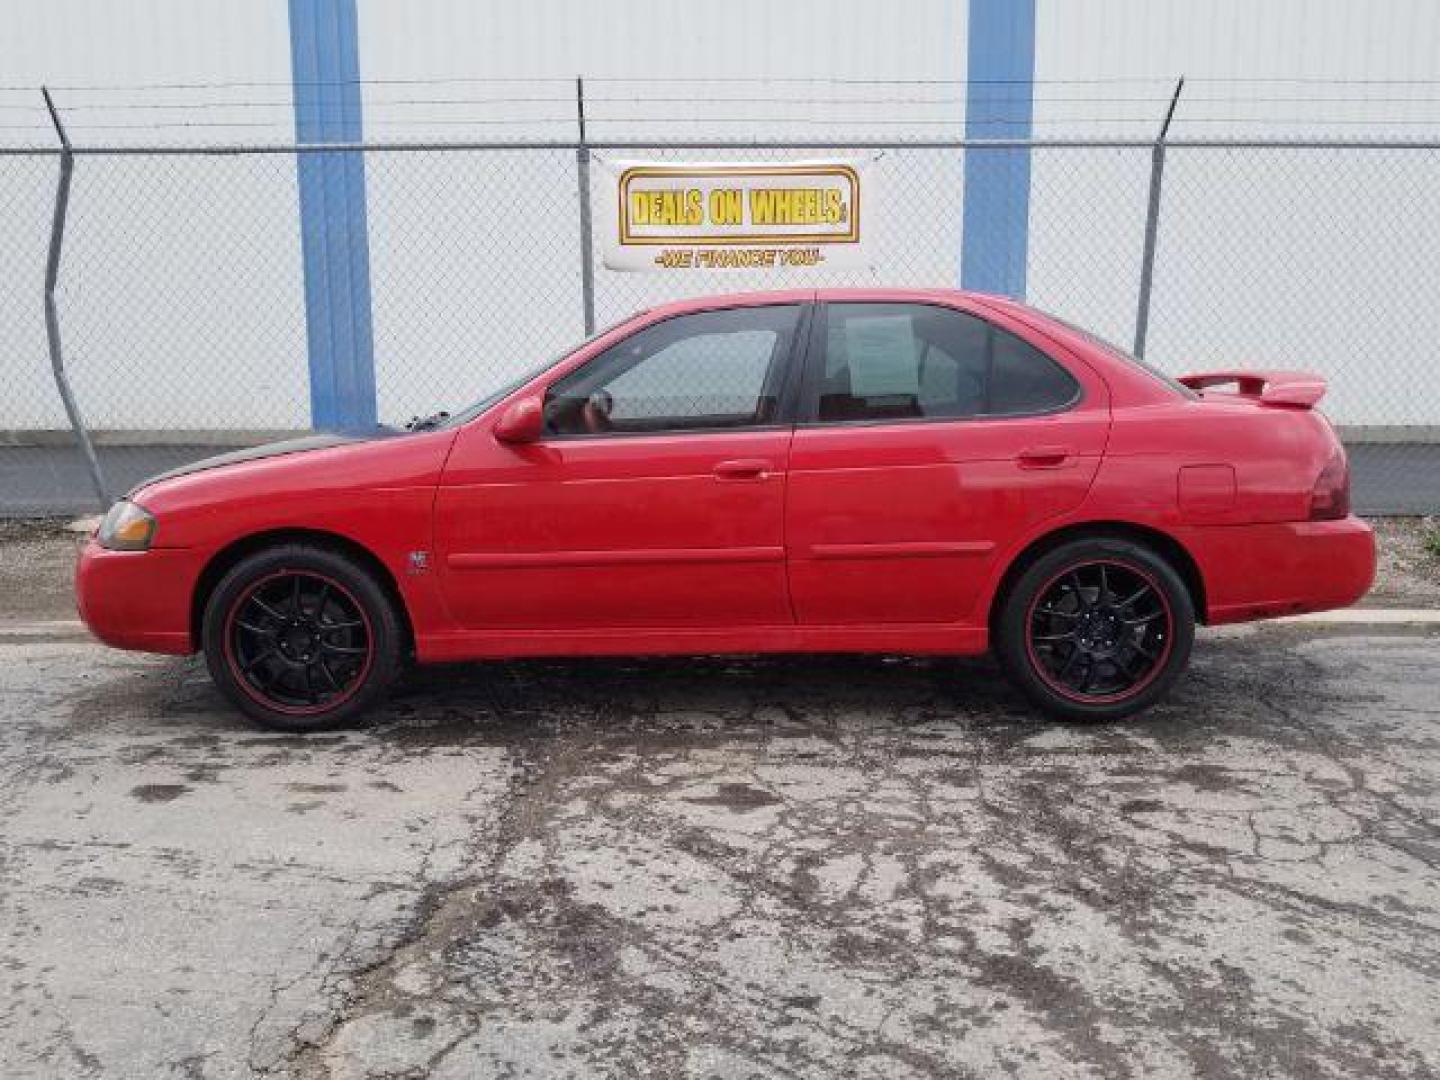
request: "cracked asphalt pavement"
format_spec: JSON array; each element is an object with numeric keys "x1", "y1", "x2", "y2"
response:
[{"x1": 2, "y1": 621, "x2": 1438, "y2": 1078}]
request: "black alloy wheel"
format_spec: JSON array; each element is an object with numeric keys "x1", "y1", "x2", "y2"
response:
[
  {"x1": 202, "y1": 544, "x2": 403, "y2": 731},
  {"x1": 995, "y1": 536, "x2": 1195, "y2": 721}
]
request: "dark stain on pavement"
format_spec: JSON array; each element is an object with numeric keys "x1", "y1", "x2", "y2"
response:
[
  {"x1": 129, "y1": 783, "x2": 192, "y2": 803},
  {"x1": 683, "y1": 782, "x2": 783, "y2": 812}
]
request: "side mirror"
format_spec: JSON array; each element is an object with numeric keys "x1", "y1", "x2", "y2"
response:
[{"x1": 493, "y1": 397, "x2": 545, "y2": 445}]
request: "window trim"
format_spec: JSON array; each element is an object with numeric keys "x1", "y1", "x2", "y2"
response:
[
  {"x1": 538, "y1": 302, "x2": 812, "y2": 441},
  {"x1": 797, "y1": 300, "x2": 1084, "y2": 428}
]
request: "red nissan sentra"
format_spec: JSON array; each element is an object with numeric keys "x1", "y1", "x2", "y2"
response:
[{"x1": 76, "y1": 289, "x2": 1374, "y2": 730}]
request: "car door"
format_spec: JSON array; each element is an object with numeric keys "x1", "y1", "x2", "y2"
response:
[
  {"x1": 786, "y1": 300, "x2": 1110, "y2": 625},
  {"x1": 433, "y1": 303, "x2": 806, "y2": 630}
]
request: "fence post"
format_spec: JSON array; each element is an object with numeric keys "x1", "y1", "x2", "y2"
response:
[
  {"x1": 575, "y1": 76, "x2": 597, "y2": 336},
  {"x1": 1133, "y1": 76, "x2": 1185, "y2": 360},
  {"x1": 41, "y1": 86, "x2": 109, "y2": 510}
]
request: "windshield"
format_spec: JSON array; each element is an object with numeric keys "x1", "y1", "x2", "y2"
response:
[
  {"x1": 428, "y1": 313, "x2": 644, "y2": 430},
  {"x1": 1041, "y1": 312, "x2": 1198, "y2": 400}
]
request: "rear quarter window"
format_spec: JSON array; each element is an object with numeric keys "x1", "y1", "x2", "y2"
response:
[{"x1": 988, "y1": 326, "x2": 1082, "y2": 414}]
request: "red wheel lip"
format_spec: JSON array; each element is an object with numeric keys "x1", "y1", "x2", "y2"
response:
[
  {"x1": 1023, "y1": 559, "x2": 1175, "y2": 706},
  {"x1": 222, "y1": 569, "x2": 375, "y2": 717}
]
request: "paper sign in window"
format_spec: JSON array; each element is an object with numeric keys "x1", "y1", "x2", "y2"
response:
[{"x1": 845, "y1": 315, "x2": 920, "y2": 398}]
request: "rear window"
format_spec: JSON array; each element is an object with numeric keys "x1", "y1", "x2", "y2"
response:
[{"x1": 1042, "y1": 312, "x2": 1198, "y2": 400}]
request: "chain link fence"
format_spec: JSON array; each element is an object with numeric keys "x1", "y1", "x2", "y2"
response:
[{"x1": 2, "y1": 136, "x2": 1437, "y2": 513}]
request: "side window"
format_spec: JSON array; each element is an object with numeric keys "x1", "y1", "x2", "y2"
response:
[
  {"x1": 990, "y1": 326, "x2": 1083, "y2": 415},
  {"x1": 545, "y1": 305, "x2": 800, "y2": 435},
  {"x1": 814, "y1": 303, "x2": 1079, "y2": 422}
]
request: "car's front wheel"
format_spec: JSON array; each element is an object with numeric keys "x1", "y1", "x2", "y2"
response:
[
  {"x1": 202, "y1": 544, "x2": 403, "y2": 731},
  {"x1": 995, "y1": 536, "x2": 1195, "y2": 721}
]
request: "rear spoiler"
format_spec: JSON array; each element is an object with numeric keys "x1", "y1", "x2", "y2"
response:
[{"x1": 1177, "y1": 370, "x2": 1328, "y2": 409}]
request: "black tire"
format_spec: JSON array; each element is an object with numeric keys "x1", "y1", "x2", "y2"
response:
[
  {"x1": 202, "y1": 544, "x2": 403, "y2": 732},
  {"x1": 994, "y1": 536, "x2": 1195, "y2": 722}
]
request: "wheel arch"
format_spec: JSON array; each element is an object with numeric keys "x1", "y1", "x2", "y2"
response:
[
  {"x1": 190, "y1": 528, "x2": 415, "y2": 654},
  {"x1": 987, "y1": 520, "x2": 1207, "y2": 631}
]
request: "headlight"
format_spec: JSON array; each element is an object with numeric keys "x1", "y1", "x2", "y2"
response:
[{"x1": 97, "y1": 499, "x2": 157, "y2": 551}]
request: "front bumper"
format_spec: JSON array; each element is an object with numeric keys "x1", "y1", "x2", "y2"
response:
[
  {"x1": 75, "y1": 541, "x2": 202, "y2": 654},
  {"x1": 1188, "y1": 515, "x2": 1377, "y2": 625}
]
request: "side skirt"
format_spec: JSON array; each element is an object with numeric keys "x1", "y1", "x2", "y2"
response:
[{"x1": 415, "y1": 623, "x2": 989, "y2": 663}]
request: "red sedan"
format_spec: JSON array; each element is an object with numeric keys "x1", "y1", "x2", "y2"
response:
[{"x1": 76, "y1": 289, "x2": 1374, "y2": 730}]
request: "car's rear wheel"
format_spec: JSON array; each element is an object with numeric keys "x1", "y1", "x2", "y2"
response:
[
  {"x1": 995, "y1": 536, "x2": 1195, "y2": 721},
  {"x1": 202, "y1": 545, "x2": 402, "y2": 731}
]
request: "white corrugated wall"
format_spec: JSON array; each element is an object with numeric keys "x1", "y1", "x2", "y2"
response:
[
  {"x1": 0, "y1": 1, "x2": 306, "y2": 431},
  {"x1": 1030, "y1": 0, "x2": 1440, "y2": 427},
  {"x1": 2, "y1": 1, "x2": 1439, "y2": 431}
]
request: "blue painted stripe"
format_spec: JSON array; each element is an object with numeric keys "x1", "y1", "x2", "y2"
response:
[
  {"x1": 288, "y1": 0, "x2": 377, "y2": 430},
  {"x1": 961, "y1": 0, "x2": 1036, "y2": 299}
]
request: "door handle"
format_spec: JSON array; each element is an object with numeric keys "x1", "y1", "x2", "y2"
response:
[
  {"x1": 713, "y1": 458, "x2": 773, "y2": 481},
  {"x1": 1017, "y1": 445, "x2": 1074, "y2": 469}
]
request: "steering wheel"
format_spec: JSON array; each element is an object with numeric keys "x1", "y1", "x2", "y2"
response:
[{"x1": 581, "y1": 388, "x2": 614, "y2": 434}]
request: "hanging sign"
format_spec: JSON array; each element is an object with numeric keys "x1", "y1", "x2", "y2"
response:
[{"x1": 598, "y1": 158, "x2": 872, "y2": 272}]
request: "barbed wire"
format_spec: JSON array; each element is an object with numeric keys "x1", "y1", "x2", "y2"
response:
[
  {"x1": 12, "y1": 74, "x2": 1440, "y2": 95},
  {"x1": 29, "y1": 92, "x2": 1440, "y2": 115},
  {"x1": 23, "y1": 117, "x2": 1440, "y2": 135},
  {"x1": 0, "y1": 76, "x2": 1174, "y2": 92},
  {"x1": 9, "y1": 75, "x2": 1440, "y2": 145}
]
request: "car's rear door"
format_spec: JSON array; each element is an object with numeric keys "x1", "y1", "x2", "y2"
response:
[
  {"x1": 433, "y1": 302, "x2": 807, "y2": 630},
  {"x1": 786, "y1": 299, "x2": 1110, "y2": 625}
]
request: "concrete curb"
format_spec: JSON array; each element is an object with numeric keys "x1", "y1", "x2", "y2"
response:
[
  {"x1": 0, "y1": 620, "x2": 93, "y2": 640},
  {"x1": 1274, "y1": 608, "x2": 1440, "y2": 625}
]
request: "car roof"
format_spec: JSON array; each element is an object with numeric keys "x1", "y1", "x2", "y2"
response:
[
  {"x1": 815, "y1": 287, "x2": 998, "y2": 305},
  {"x1": 645, "y1": 287, "x2": 1004, "y2": 319}
]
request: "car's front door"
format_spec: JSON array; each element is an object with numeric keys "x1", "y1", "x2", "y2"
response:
[
  {"x1": 786, "y1": 300, "x2": 1110, "y2": 625},
  {"x1": 434, "y1": 303, "x2": 806, "y2": 631}
]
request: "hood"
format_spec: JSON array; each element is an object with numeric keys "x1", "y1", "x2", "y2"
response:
[{"x1": 130, "y1": 430, "x2": 398, "y2": 494}]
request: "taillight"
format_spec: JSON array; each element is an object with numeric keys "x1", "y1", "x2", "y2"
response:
[{"x1": 1309, "y1": 449, "x2": 1350, "y2": 520}]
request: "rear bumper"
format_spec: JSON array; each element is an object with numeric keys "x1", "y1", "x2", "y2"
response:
[
  {"x1": 75, "y1": 541, "x2": 201, "y2": 654},
  {"x1": 1186, "y1": 516, "x2": 1376, "y2": 625}
]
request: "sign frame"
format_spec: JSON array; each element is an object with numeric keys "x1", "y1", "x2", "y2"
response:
[{"x1": 599, "y1": 157, "x2": 873, "y2": 272}]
